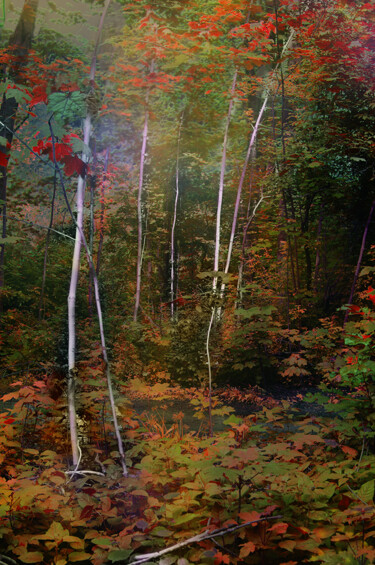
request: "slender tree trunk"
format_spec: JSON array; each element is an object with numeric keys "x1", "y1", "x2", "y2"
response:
[
  {"x1": 212, "y1": 70, "x2": 237, "y2": 293},
  {"x1": 220, "y1": 97, "x2": 267, "y2": 297},
  {"x1": 67, "y1": 0, "x2": 119, "y2": 470},
  {"x1": 314, "y1": 209, "x2": 323, "y2": 292},
  {"x1": 170, "y1": 112, "x2": 183, "y2": 320},
  {"x1": 88, "y1": 144, "x2": 97, "y2": 322},
  {"x1": 96, "y1": 147, "x2": 109, "y2": 276},
  {"x1": 0, "y1": 0, "x2": 38, "y2": 297},
  {"x1": 343, "y1": 199, "x2": 375, "y2": 326},
  {"x1": 38, "y1": 172, "x2": 57, "y2": 319},
  {"x1": 206, "y1": 308, "x2": 214, "y2": 437},
  {"x1": 134, "y1": 60, "x2": 154, "y2": 322}
]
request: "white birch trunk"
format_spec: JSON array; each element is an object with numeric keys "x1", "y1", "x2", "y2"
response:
[
  {"x1": 134, "y1": 61, "x2": 154, "y2": 322},
  {"x1": 67, "y1": 116, "x2": 91, "y2": 467},
  {"x1": 220, "y1": 28, "x2": 295, "y2": 299},
  {"x1": 220, "y1": 97, "x2": 267, "y2": 295},
  {"x1": 170, "y1": 113, "x2": 183, "y2": 320},
  {"x1": 67, "y1": 0, "x2": 127, "y2": 472},
  {"x1": 212, "y1": 70, "x2": 237, "y2": 293}
]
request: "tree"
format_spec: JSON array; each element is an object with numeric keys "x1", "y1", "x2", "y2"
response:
[{"x1": 0, "y1": 0, "x2": 38, "y2": 296}]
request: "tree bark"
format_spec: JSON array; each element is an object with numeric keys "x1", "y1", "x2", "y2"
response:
[
  {"x1": 0, "y1": 0, "x2": 38, "y2": 296},
  {"x1": 170, "y1": 112, "x2": 183, "y2": 320},
  {"x1": 96, "y1": 147, "x2": 109, "y2": 276},
  {"x1": 134, "y1": 60, "x2": 154, "y2": 322},
  {"x1": 220, "y1": 97, "x2": 267, "y2": 297},
  {"x1": 343, "y1": 199, "x2": 375, "y2": 326},
  {"x1": 38, "y1": 170, "x2": 57, "y2": 319},
  {"x1": 212, "y1": 70, "x2": 237, "y2": 293},
  {"x1": 67, "y1": 0, "x2": 124, "y2": 470}
]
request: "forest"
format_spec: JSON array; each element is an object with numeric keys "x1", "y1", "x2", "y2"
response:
[{"x1": 0, "y1": 0, "x2": 374, "y2": 563}]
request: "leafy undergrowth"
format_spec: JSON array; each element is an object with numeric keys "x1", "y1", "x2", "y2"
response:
[{"x1": 0, "y1": 378, "x2": 375, "y2": 565}]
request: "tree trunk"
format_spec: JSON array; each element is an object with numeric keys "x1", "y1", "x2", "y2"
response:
[
  {"x1": 343, "y1": 199, "x2": 375, "y2": 326},
  {"x1": 134, "y1": 60, "x2": 154, "y2": 322},
  {"x1": 38, "y1": 171, "x2": 57, "y2": 319},
  {"x1": 220, "y1": 97, "x2": 267, "y2": 297},
  {"x1": 0, "y1": 0, "x2": 38, "y2": 296},
  {"x1": 88, "y1": 143, "x2": 97, "y2": 322},
  {"x1": 67, "y1": 0, "x2": 125, "y2": 471},
  {"x1": 170, "y1": 112, "x2": 183, "y2": 320},
  {"x1": 212, "y1": 70, "x2": 237, "y2": 293},
  {"x1": 96, "y1": 148, "x2": 109, "y2": 276}
]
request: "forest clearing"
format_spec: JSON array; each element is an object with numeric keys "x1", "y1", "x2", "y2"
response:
[{"x1": 0, "y1": 0, "x2": 375, "y2": 563}]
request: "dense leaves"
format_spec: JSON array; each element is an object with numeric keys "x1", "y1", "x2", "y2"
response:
[{"x1": 0, "y1": 0, "x2": 374, "y2": 563}]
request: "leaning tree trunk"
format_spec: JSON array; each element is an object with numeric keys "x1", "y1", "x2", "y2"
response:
[
  {"x1": 67, "y1": 0, "x2": 128, "y2": 476},
  {"x1": 220, "y1": 98, "x2": 267, "y2": 299},
  {"x1": 0, "y1": 0, "x2": 38, "y2": 298}
]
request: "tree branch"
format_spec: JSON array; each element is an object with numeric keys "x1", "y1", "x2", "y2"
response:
[{"x1": 128, "y1": 515, "x2": 282, "y2": 564}]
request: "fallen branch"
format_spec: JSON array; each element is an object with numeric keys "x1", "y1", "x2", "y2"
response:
[
  {"x1": 65, "y1": 470, "x2": 105, "y2": 477},
  {"x1": 128, "y1": 515, "x2": 282, "y2": 564}
]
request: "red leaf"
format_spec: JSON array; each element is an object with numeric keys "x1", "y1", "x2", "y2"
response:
[
  {"x1": 4, "y1": 418, "x2": 15, "y2": 424},
  {"x1": 61, "y1": 154, "x2": 86, "y2": 177},
  {"x1": 0, "y1": 151, "x2": 9, "y2": 167},
  {"x1": 30, "y1": 85, "x2": 48, "y2": 106},
  {"x1": 82, "y1": 488, "x2": 96, "y2": 496},
  {"x1": 341, "y1": 445, "x2": 357, "y2": 457},
  {"x1": 338, "y1": 495, "x2": 351, "y2": 511},
  {"x1": 214, "y1": 551, "x2": 230, "y2": 564},
  {"x1": 52, "y1": 142, "x2": 72, "y2": 161},
  {"x1": 80, "y1": 505, "x2": 94, "y2": 520}
]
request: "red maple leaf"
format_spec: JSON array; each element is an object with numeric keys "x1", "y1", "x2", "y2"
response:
[
  {"x1": 0, "y1": 151, "x2": 9, "y2": 167},
  {"x1": 61, "y1": 154, "x2": 86, "y2": 177}
]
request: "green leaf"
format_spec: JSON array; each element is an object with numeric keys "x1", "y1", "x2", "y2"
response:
[
  {"x1": 173, "y1": 513, "x2": 201, "y2": 526},
  {"x1": 107, "y1": 550, "x2": 134, "y2": 562},
  {"x1": 151, "y1": 527, "x2": 173, "y2": 538},
  {"x1": 357, "y1": 479, "x2": 374, "y2": 503},
  {"x1": 359, "y1": 266, "x2": 375, "y2": 277},
  {"x1": 68, "y1": 552, "x2": 92, "y2": 562},
  {"x1": 92, "y1": 537, "x2": 113, "y2": 546},
  {"x1": 223, "y1": 414, "x2": 242, "y2": 425},
  {"x1": 235, "y1": 305, "x2": 276, "y2": 318}
]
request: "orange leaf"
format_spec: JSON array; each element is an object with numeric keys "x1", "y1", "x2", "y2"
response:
[
  {"x1": 239, "y1": 541, "x2": 256, "y2": 558},
  {"x1": 268, "y1": 522, "x2": 288, "y2": 535},
  {"x1": 341, "y1": 445, "x2": 357, "y2": 457}
]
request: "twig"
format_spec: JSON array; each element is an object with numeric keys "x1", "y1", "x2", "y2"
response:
[
  {"x1": 347, "y1": 484, "x2": 373, "y2": 509},
  {"x1": 3, "y1": 214, "x2": 75, "y2": 240},
  {"x1": 355, "y1": 436, "x2": 366, "y2": 472},
  {"x1": 65, "y1": 470, "x2": 105, "y2": 477},
  {"x1": 95, "y1": 452, "x2": 107, "y2": 474},
  {"x1": 212, "y1": 538, "x2": 239, "y2": 558},
  {"x1": 128, "y1": 515, "x2": 282, "y2": 564},
  {"x1": 0, "y1": 555, "x2": 19, "y2": 565}
]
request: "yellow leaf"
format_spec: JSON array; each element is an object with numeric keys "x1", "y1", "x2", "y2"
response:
[{"x1": 19, "y1": 552, "x2": 44, "y2": 563}]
